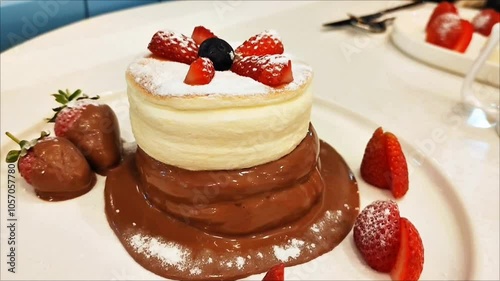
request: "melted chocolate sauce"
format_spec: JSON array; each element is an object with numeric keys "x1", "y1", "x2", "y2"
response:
[{"x1": 105, "y1": 129, "x2": 359, "y2": 280}]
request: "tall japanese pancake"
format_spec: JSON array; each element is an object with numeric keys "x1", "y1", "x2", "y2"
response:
[{"x1": 105, "y1": 27, "x2": 359, "y2": 281}]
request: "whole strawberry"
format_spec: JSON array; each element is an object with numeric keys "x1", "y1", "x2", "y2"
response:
[
  {"x1": 353, "y1": 200, "x2": 401, "y2": 272},
  {"x1": 5, "y1": 132, "x2": 96, "y2": 201},
  {"x1": 47, "y1": 89, "x2": 122, "y2": 175}
]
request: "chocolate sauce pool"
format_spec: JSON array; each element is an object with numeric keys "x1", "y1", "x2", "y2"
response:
[{"x1": 105, "y1": 128, "x2": 359, "y2": 280}]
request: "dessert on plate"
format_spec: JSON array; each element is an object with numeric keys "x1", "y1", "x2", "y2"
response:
[{"x1": 104, "y1": 26, "x2": 360, "y2": 280}]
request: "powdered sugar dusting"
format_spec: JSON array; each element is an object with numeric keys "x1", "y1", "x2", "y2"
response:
[
  {"x1": 128, "y1": 54, "x2": 312, "y2": 97},
  {"x1": 472, "y1": 12, "x2": 492, "y2": 30},
  {"x1": 235, "y1": 256, "x2": 246, "y2": 269},
  {"x1": 128, "y1": 234, "x2": 188, "y2": 270},
  {"x1": 309, "y1": 210, "x2": 344, "y2": 236},
  {"x1": 248, "y1": 29, "x2": 282, "y2": 45},
  {"x1": 189, "y1": 267, "x2": 201, "y2": 275},
  {"x1": 273, "y1": 238, "x2": 305, "y2": 262},
  {"x1": 158, "y1": 30, "x2": 196, "y2": 50},
  {"x1": 436, "y1": 13, "x2": 461, "y2": 40},
  {"x1": 66, "y1": 98, "x2": 99, "y2": 110},
  {"x1": 353, "y1": 200, "x2": 399, "y2": 246}
]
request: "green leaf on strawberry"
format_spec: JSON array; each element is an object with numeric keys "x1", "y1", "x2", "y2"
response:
[
  {"x1": 5, "y1": 131, "x2": 50, "y2": 163},
  {"x1": 6, "y1": 150, "x2": 21, "y2": 163},
  {"x1": 46, "y1": 89, "x2": 99, "y2": 123}
]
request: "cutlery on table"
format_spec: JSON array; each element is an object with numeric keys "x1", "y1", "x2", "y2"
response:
[
  {"x1": 348, "y1": 15, "x2": 396, "y2": 33},
  {"x1": 322, "y1": 0, "x2": 424, "y2": 28}
]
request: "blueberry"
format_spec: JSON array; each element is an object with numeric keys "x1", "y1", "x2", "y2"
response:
[{"x1": 198, "y1": 38, "x2": 234, "y2": 71}]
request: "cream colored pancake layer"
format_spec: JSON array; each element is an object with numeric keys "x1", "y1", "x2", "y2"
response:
[{"x1": 126, "y1": 56, "x2": 313, "y2": 171}]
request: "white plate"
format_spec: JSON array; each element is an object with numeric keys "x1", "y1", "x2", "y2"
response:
[
  {"x1": 0, "y1": 90, "x2": 474, "y2": 280},
  {"x1": 391, "y1": 4, "x2": 500, "y2": 87}
]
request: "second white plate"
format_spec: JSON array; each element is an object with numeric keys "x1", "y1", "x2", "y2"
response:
[{"x1": 391, "y1": 4, "x2": 499, "y2": 87}]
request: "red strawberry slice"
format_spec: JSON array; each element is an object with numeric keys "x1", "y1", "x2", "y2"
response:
[
  {"x1": 360, "y1": 127, "x2": 388, "y2": 188},
  {"x1": 385, "y1": 132, "x2": 409, "y2": 198},
  {"x1": 391, "y1": 218, "x2": 424, "y2": 281},
  {"x1": 235, "y1": 30, "x2": 284, "y2": 57},
  {"x1": 426, "y1": 14, "x2": 473, "y2": 53},
  {"x1": 360, "y1": 127, "x2": 409, "y2": 199},
  {"x1": 231, "y1": 55, "x2": 293, "y2": 87},
  {"x1": 353, "y1": 200, "x2": 401, "y2": 272},
  {"x1": 426, "y1": 2, "x2": 458, "y2": 32},
  {"x1": 184, "y1": 57, "x2": 215, "y2": 85},
  {"x1": 148, "y1": 30, "x2": 199, "y2": 64},
  {"x1": 472, "y1": 9, "x2": 500, "y2": 36},
  {"x1": 191, "y1": 26, "x2": 217, "y2": 45},
  {"x1": 262, "y1": 263, "x2": 284, "y2": 281}
]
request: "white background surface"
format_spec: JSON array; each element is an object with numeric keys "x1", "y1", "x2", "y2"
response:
[{"x1": 1, "y1": 1, "x2": 498, "y2": 280}]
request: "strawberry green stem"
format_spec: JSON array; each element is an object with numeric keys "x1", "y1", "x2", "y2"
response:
[{"x1": 5, "y1": 132, "x2": 20, "y2": 145}]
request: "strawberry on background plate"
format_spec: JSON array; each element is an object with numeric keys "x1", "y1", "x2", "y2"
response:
[
  {"x1": 5, "y1": 131, "x2": 96, "y2": 201},
  {"x1": 47, "y1": 89, "x2": 122, "y2": 175},
  {"x1": 262, "y1": 263, "x2": 284, "y2": 281},
  {"x1": 391, "y1": 218, "x2": 425, "y2": 281},
  {"x1": 472, "y1": 9, "x2": 500, "y2": 36},
  {"x1": 353, "y1": 200, "x2": 401, "y2": 272},
  {"x1": 184, "y1": 57, "x2": 215, "y2": 85},
  {"x1": 360, "y1": 127, "x2": 409, "y2": 199},
  {"x1": 426, "y1": 1, "x2": 458, "y2": 32},
  {"x1": 235, "y1": 30, "x2": 284, "y2": 57},
  {"x1": 148, "y1": 30, "x2": 199, "y2": 64},
  {"x1": 426, "y1": 13, "x2": 474, "y2": 53}
]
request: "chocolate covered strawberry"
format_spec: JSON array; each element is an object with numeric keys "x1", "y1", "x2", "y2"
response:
[
  {"x1": 360, "y1": 127, "x2": 409, "y2": 198},
  {"x1": 5, "y1": 131, "x2": 96, "y2": 201},
  {"x1": 47, "y1": 89, "x2": 122, "y2": 174},
  {"x1": 262, "y1": 263, "x2": 284, "y2": 281},
  {"x1": 353, "y1": 200, "x2": 401, "y2": 272}
]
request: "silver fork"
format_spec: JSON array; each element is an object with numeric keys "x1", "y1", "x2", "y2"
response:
[{"x1": 347, "y1": 14, "x2": 396, "y2": 33}]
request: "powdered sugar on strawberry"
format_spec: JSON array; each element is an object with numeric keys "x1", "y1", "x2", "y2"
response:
[
  {"x1": 148, "y1": 30, "x2": 199, "y2": 65},
  {"x1": 128, "y1": 54, "x2": 311, "y2": 96},
  {"x1": 353, "y1": 200, "x2": 401, "y2": 272},
  {"x1": 473, "y1": 13, "x2": 491, "y2": 29},
  {"x1": 436, "y1": 13, "x2": 461, "y2": 40},
  {"x1": 54, "y1": 100, "x2": 97, "y2": 137},
  {"x1": 158, "y1": 30, "x2": 196, "y2": 52},
  {"x1": 235, "y1": 30, "x2": 284, "y2": 57}
]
